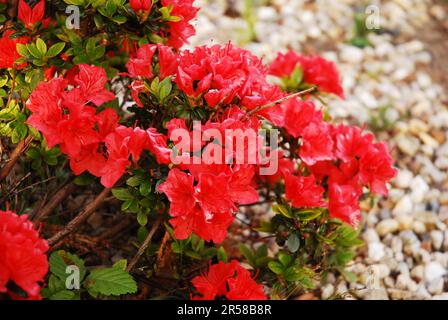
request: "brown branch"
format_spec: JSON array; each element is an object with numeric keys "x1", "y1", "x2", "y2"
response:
[
  {"x1": 47, "y1": 187, "x2": 111, "y2": 247},
  {"x1": 33, "y1": 181, "x2": 76, "y2": 224},
  {"x1": 7, "y1": 0, "x2": 18, "y2": 18},
  {"x1": 0, "y1": 135, "x2": 33, "y2": 181},
  {"x1": 156, "y1": 230, "x2": 171, "y2": 270},
  {"x1": 127, "y1": 218, "x2": 162, "y2": 272},
  {"x1": 244, "y1": 86, "x2": 317, "y2": 119}
]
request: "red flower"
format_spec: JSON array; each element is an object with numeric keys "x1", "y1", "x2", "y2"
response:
[
  {"x1": 130, "y1": 0, "x2": 152, "y2": 14},
  {"x1": 0, "y1": 31, "x2": 28, "y2": 69},
  {"x1": 0, "y1": 210, "x2": 48, "y2": 300},
  {"x1": 191, "y1": 260, "x2": 266, "y2": 300},
  {"x1": 158, "y1": 169, "x2": 236, "y2": 243},
  {"x1": 332, "y1": 124, "x2": 373, "y2": 162},
  {"x1": 74, "y1": 64, "x2": 115, "y2": 106},
  {"x1": 126, "y1": 44, "x2": 157, "y2": 79},
  {"x1": 157, "y1": 44, "x2": 178, "y2": 78},
  {"x1": 284, "y1": 174, "x2": 326, "y2": 208},
  {"x1": 358, "y1": 142, "x2": 397, "y2": 196},
  {"x1": 300, "y1": 122, "x2": 334, "y2": 165},
  {"x1": 130, "y1": 80, "x2": 145, "y2": 107},
  {"x1": 282, "y1": 99, "x2": 323, "y2": 138},
  {"x1": 269, "y1": 51, "x2": 344, "y2": 97},
  {"x1": 161, "y1": 0, "x2": 199, "y2": 49},
  {"x1": 227, "y1": 165, "x2": 259, "y2": 205},
  {"x1": 175, "y1": 44, "x2": 268, "y2": 108},
  {"x1": 18, "y1": 0, "x2": 45, "y2": 29},
  {"x1": 328, "y1": 184, "x2": 361, "y2": 226}
]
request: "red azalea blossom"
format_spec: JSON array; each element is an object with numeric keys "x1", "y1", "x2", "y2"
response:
[
  {"x1": 282, "y1": 98, "x2": 323, "y2": 138},
  {"x1": 0, "y1": 210, "x2": 48, "y2": 300},
  {"x1": 175, "y1": 44, "x2": 268, "y2": 107},
  {"x1": 130, "y1": 0, "x2": 152, "y2": 14},
  {"x1": 328, "y1": 184, "x2": 362, "y2": 226},
  {"x1": 269, "y1": 50, "x2": 344, "y2": 97},
  {"x1": 18, "y1": 0, "x2": 45, "y2": 29},
  {"x1": 284, "y1": 174, "x2": 327, "y2": 208},
  {"x1": 126, "y1": 44, "x2": 157, "y2": 79},
  {"x1": 161, "y1": 0, "x2": 199, "y2": 49},
  {"x1": 158, "y1": 169, "x2": 236, "y2": 243},
  {"x1": 358, "y1": 142, "x2": 397, "y2": 196},
  {"x1": 191, "y1": 260, "x2": 266, "y2": 300},
  {"x1": 0, "y1": 31, "x2": 28, "y2": 69},
  {"x1": 300, "y1": 122, "x2": 335, "y2": 165}
]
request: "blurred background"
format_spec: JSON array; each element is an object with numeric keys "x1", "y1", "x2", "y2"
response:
[{"x1": 188, "y1": 0, "x2": 448, "y2": 299}]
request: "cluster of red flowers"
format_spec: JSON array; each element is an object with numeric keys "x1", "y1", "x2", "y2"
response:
[
  {"x1": 0, "y1": 210, "x2": 48, "y2": 300},
  {"x1": 124, "y1": 42, "x2": 397, "y2": 237},
  {"x1": 269, "y1": 50, "x2": 344, "y2": 98},
  {"x1": 191, "y1": 260, "x2": 266, "y2": 300},
  {"x1": 129, "y1": 0, "x2": 198, "y2": 49},
  {"x1": 26, "y1": 64, "x2": 171, "y2": 187},
  {"x1": 279, "y1": 97, "x2": 396, "y2": 225}
]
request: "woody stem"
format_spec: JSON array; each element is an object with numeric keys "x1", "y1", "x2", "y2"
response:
[
  {"x1": 0, "y1": 135, "x2": 33, "y2": 181},
  {"x1": 244, "y1": 86, "x2": 317, "y2": 118},
  {"x1": 127, "y1": 218, "x2": 162, "y2": 272},
  {"x1": 47, "y1": 187, "x2": 111, "y2": 247}
]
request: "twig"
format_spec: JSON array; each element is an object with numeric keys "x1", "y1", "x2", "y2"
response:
[
  {"x1": 127, "y1": 218, "x2": 162, "y2": 272},
  {"x1": 0, "y1": 135, "x2": 33, "y2": 181},
  {"x1": 156, "y1": 230, "x2": 171, "y2": 270},
  {"x1": 33, "y1": 181, "x2": 76, "y2": 223},
  {"x1": 0, "y1": 172, "x2": 31, "y2": 204},
  {"x1": 47, "y1": 187, "x2": 111, "y2": 247},
  {"x1": 7, "y1": 0, "x2": 18, "y2": 18},
  {"x1": 244, "y1": 86, "x2": 317, "y2": 119}
]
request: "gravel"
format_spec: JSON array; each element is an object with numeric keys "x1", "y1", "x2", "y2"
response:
[{"x1": 189, "y1": 0, "x2": 448, "y2": 299}]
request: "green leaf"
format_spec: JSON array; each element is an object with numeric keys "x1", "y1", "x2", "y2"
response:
[
  {"x1": 47, "y1": 42, "x2": 66, "y2": 58},
  {"x1": 139, "y1": 181, "x2": 152, "y2": 196},
  {"x1": 239, "y1": 244, "x2": 255, "y2": 264},
  {"x1": 85, "y1": 267, "x2": 137, "y2": 297},
  {"x1": 16, "y1": 43, "x2": 29, "y2": 57},
  {"x1": 268, "y1": 261, "x2": 284, "y2": 275},
  {"x1": 26, "y1": 43, "x2": 42, "y2": 58},
  {"x1": 137, "y1": 211, "x2": 148, "y2": 226},
  {"x1": 112, "y1": 259, "x2": 128, "y2": 271},
  {"x1": 278, "y1": 252, "x2": 292, "y2": 267},
  {"x1": 49, "y1": 250, "x2": 86, "y2": 283},
  {"x1": 112, "y1": 188, "x2": 134, "y2": 201},
  {"x1": 36, "y1": 38, "x2": 47, "y2": 55},
  {"x1": 217, "y1": 246, "x2": 228, "y2": 263},
  {"x1": 287, "y1": 233, "x2": 300, "y2": 253},
  {"x1": 126, "y1": 175, "x2": 144, "y2": 187},
  {"x1": 272, "y1": 204, "x2": 292, "y2": 218}
]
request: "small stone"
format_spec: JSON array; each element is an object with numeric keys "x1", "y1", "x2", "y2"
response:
[
  {"x1": 430, "y1": 230, "x2": 444, "y2": 251},
  {"x1": 363, "y1": 228, "x2": 380, "y2": 243},
  {"x1": 396, "y1": 215, "x2": 413, "y2": 230},
  {"x1": 396, "y1": 135, "x2": 420, "y2": 156},
  {"x1": 410, "y1": 176, "x2": 430, "y2": 203},
  {"x1": 391, "y1": 237, "x2": 403, "y2": 253},
  {"x1": 416, "y1": 73, "x2": 432, "y2": 89},
  {"x1": 321, "y1": 284, "x2": 334, "y2": 300},
  {"x1": 376, "y1": 219, "x2": 400, "y2": 236},
  {"x1": 392, "y1": 196, "x2": 413, "y2": 216},
  {"x1": 411, "y1": 265, "x2": 424, "y2": 281},
  {"x1": 394, "y1": 169, "x2": 413, "y2": 188},
  {"x1": 368, "y1": 243, "x2": 385, "y2": 262},
  {"x1": 427, "y1": 277, "x2": 444, "y2": 295},
  {"x1": 424, "y1": 262, "x2": 446, "y2": 283},
  {"x1": 340, "y1": 45, "x2": 364, "y2": 64},
  {"x1": 361, "y1": 288, "x2": 389, "y2": 300},
  {"x1": 412, "y1": 221, "x2": 427, "y2": 234}
]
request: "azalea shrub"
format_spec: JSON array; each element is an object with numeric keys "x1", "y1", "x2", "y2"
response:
[{"x1": 0, "y1": 0, "x2": 396, "y2": 300}]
